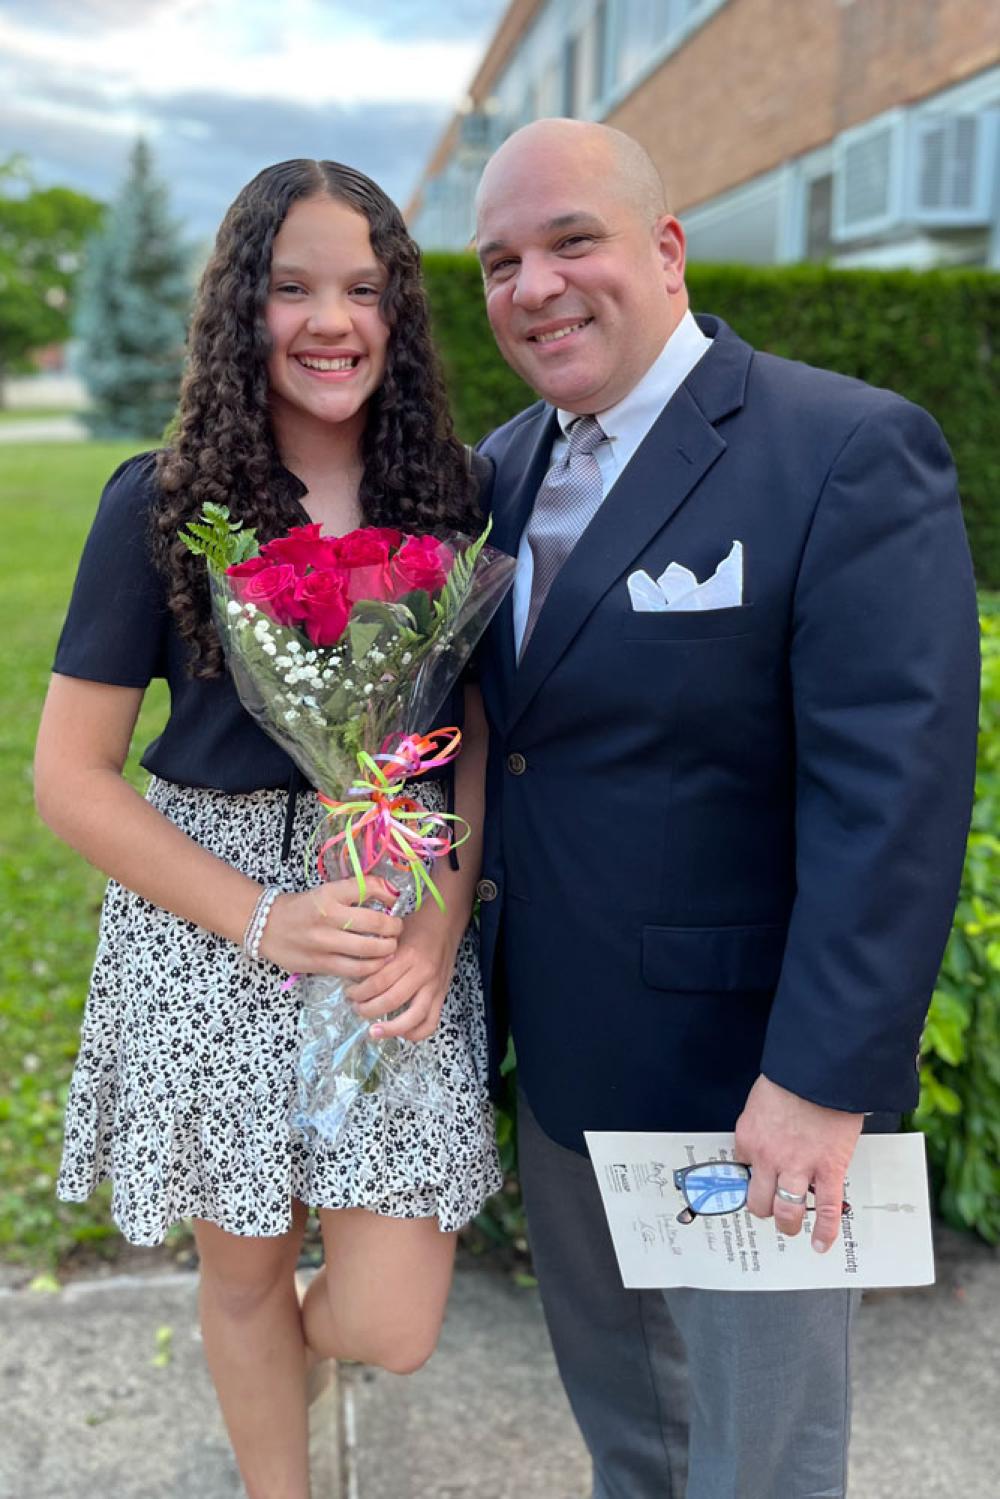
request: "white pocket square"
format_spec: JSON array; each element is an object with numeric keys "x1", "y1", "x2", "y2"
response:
[{"x1": 627, "y1": 540, "x2": 743, "y2": 612}]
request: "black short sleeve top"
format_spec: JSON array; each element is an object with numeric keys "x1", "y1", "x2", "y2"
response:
[
  {"x1": 53, "y1": 449, "x2": 493, "y2": 794},
  {"x1": 53, "y1": 451, "x2": 312, "y2": 791}
]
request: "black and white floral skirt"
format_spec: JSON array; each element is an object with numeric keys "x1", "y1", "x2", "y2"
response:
[{"x1": 57, "y1": 776, "x2": 501, "y2": 1245}]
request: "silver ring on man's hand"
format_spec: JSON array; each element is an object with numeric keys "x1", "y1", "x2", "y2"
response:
[{"x1": 775, "y1": 1186, "x2": 808, "y2": 1205}]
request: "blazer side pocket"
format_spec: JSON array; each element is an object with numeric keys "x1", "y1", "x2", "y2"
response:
[
  {"x1": 621, "y1": 603, "x2": 755, "y2": 641},
  {"x1": 642, "y1": 922, "x2": 786, "y2": 993}
]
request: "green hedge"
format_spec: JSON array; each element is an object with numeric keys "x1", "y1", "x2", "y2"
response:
[
  {"x1": 913, "y1": 608, "x2": 1000, "y2": 1241},
  {"x1": 423, "y1": 258, "x2": 1000, "y2": 587}
]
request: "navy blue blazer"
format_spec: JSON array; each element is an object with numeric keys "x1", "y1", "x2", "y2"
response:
[{"x1": 476, "y1": 315, "x2": 980, "y2": 1155}]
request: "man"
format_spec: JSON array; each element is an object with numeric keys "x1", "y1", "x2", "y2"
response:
[{"x1": 472, "y1": 119, "x2": 979, "y2": 1498}]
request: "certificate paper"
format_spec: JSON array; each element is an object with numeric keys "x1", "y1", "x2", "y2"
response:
[{"x1": 583, "y1": 1131, "x2": 935, "y2": 1291}]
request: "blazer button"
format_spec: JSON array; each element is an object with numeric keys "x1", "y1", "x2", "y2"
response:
[
  {"x1": 506, "y1": 752, "x2": 527, "y2": 775},
  {"x1": 476, "y1": 878, "x2": 499, "y2": 902}
]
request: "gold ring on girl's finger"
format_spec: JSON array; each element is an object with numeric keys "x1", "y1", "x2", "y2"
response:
[
  {"x1": 342, "y1": 917, "x2": 354, "y2": 932},
  {"x1": 311, "y1": 891, "x2": 328, "y2": 918}
]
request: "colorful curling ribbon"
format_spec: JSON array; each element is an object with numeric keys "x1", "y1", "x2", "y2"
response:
[{"x1": 311, "y1": 727, "x2": 469, "y2": 910}]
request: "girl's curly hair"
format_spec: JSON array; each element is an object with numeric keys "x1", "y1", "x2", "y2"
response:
[{"x1": 154, "y1": 159, "x2": 481, "y2": 677}]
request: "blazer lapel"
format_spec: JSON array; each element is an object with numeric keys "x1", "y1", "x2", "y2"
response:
[
  {"x1": 508, "y1": 321, "x2": 752, "y2": 734},
  {"x1": 482, "y1": 405, "x2": 559, "y2": 718}
]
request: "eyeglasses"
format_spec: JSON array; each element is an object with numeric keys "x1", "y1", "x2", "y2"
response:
[{"x1": 672, "y1": 1160, "x2": 851, "y2": 1225}]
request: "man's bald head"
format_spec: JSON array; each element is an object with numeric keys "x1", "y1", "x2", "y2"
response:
[
  {"x1": 473, "y1": 117, "x2": 687, "y2": 415},
  {"x1": 476, "y1": 118, "x2": 668, "y2": 228}
]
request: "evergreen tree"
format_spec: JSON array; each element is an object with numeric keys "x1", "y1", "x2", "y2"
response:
[{"x1": 74, "y1": 138, "x2": 190, "y2": 438}]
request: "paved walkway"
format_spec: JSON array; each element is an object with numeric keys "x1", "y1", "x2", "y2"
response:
[{"x1": 2, "y1": 1229, "x2": 998, "y2": 1498}]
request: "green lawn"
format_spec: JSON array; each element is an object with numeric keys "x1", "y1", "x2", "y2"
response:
[{"x1": 0, "y1": 441, "x2": 167, "y2": 1264}]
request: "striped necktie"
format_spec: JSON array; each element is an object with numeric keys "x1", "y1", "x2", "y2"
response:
[{"x1": 520, "y1": 414, "x2": 605, "y2": 656}]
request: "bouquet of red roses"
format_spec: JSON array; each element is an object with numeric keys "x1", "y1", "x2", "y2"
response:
[{"x1": 181, "y1": 505, "x2": 514, "y2": 1144}]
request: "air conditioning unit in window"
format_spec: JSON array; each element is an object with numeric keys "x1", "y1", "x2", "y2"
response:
[
  {"x1": 912, "y1": 111, "x2": 999, "y2": 226},
  {"x1": 832, "y1": 109, "x2": 908, "y2": 241},
  {"x1": 833, "y1": 107, "x2": 1000, "y2": 243}
]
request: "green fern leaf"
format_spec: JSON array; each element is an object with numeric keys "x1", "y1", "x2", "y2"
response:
[
  {"x1": 178, "y1": 504, "x2": 259, "y2": 574},
  {"x1": 437, "y1": 517, "x2": 493, "y2": 624}
]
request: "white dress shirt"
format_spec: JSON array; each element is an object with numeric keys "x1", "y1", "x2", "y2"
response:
[{"x1": 512, "y1": 310, "x2": 713, "y2": 654}]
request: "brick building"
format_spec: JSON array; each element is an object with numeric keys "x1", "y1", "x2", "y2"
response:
[{"x1": 407, "y1": 0, "x2": 1000, "y2": 268}]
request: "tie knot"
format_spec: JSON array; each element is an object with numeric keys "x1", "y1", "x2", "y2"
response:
[{"x1": 566, "y1": 415, "x2": 604, "y2": 458}]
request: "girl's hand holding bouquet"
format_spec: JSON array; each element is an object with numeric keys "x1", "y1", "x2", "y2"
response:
[{"x1": 256, "y1": 875, "x2": 402, "y2": 984}]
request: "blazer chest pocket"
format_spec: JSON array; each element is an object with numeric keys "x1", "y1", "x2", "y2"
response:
[
  {"x1": 621, "y1": 603, "x2": 755, "y2": 642},
  {"x1": 642, "y1": 923, "x2": 786, "y2": 993}
]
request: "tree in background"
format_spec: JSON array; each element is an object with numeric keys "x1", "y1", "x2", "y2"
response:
[
  {"x1": 0, "y1": 156, "x2": 104, "y2": 405},
  {"x1": 74, "y1": 138, "x2": 190, "y2": 438}
]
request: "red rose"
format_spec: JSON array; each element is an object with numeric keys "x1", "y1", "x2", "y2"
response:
[
  {"x1": 226, "y1": 555, "x2": 270, "y2": 580},
  {"x1": 389, "y1": 535, "x2": 454, "y2": 596},
  {"x1": 259, "y1": 524, "x2": 340, "y2": 574},
  {"x1": 343, "y1": 525, "x2": 403, "y2": 553},
  {"x1": 334, "y1": 527, "x2": 396, "y2": 604},
  {"x1": 334, "y1": 528, "x2": 395, "y2": 567},
  {"x1": 295, "y1": 569, "x2": 350, "y2": 647},
  {"x1": 228, "y1": 560, "x2": 300, "y2": 625}
]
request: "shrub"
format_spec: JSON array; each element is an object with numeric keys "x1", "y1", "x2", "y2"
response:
[{"x1": 913, "y1": 607, "x2": 1000, "y2": 1241}]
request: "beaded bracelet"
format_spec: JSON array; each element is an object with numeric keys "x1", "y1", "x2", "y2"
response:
[{"x1": 242, "y1": 884, "x2": 281, "y2": 963}]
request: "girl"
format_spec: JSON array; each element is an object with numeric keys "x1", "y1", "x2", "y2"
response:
[{"x1": 34, "y1": 160, "x2": 500, "y2": 1499}]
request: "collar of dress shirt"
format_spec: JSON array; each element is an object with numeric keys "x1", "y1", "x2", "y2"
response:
[{"x1": 553, "y1": 308, "x2": 713, "y2": 490}]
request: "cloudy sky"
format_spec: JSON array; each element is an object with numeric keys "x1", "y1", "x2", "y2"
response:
[{"x1": 0, "y1": 0, "x2": 507, "y2": 237}]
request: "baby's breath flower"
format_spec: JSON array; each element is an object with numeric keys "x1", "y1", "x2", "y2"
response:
[
  {"x1": 284, "y1": 709, "x2": 300, "y2": 722},
  {"x1": 401, "y1": 652, "x2": 412, "y2": 665},
  {"x1": 245, "y1": 603, "x2": 258, "y2": 617},
  {"x1": 262, "y1": 641, "x2": 277, "y2": 656},
  {"x1": 363, "y1": 684, "x2": 374, "y2": 696},
  {"x1": 287, "y1": 641, "x2": 302, "y2": 655},
  {"x1": 227, "y1": 600, "x2": 242, "y2": 616}
]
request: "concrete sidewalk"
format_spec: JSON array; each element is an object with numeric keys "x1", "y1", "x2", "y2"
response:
[
  {"x1": 2, "y1": 1229, "x2": 998, "y2": 1498},
  {"x1": 0, "y1": 416, "x2": 88, "y2": 443}
]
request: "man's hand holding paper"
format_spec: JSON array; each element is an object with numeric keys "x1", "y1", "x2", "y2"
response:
[{"x1": 733, "y1": 1074, "x2": 864, "y2": 1251}]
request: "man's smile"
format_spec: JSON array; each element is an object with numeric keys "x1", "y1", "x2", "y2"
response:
[{"x1": 527, "y1": 317, "x2": 594, "y2": 346}]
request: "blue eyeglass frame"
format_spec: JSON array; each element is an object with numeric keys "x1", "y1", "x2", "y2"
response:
[
  {"x1": 672, "y1": 1161, "x2": 751, "y2": 1224},
  {"x1": 672, "y1": 1160, "x2": 852, "y2": 1225}
]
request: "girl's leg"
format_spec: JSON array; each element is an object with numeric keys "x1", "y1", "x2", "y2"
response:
[
  {"x1": 193, "y1": 1201, "x2": 309, "y2": 1499},
  {"x1": 302, "y1": 1207, "x2": 458, "y2": 1375}
]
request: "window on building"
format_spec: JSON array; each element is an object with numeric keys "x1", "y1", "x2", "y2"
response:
[
  {"x1": 538, "y1": 57, "x2": 563, "y2": 116},
  {"x1": 805, "y1": 174, "x2": 834, "y2": 260},
  {"x1": 592, "y1": 0, "x2": 609, "y2": 102},
  {"x1": 919, "y1": 116, "x2": 978, "y2": 212},
  {"x1": 563, "y1": 33, "x2": 579, "y2": 116},
  {"x1": 611, "y1": 0, "x2": 730, "y2": 94},
  {"x1": 838, "y1": 125, "x2": 895, "y2": 234},
  {"x1": 615, "y1": 0, "x2": 656, "y2": 86}
]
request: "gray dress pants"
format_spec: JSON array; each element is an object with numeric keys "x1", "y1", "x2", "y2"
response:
[{"x1": 518, "y1": 1093, "x2": 857, "y2": 1499}]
